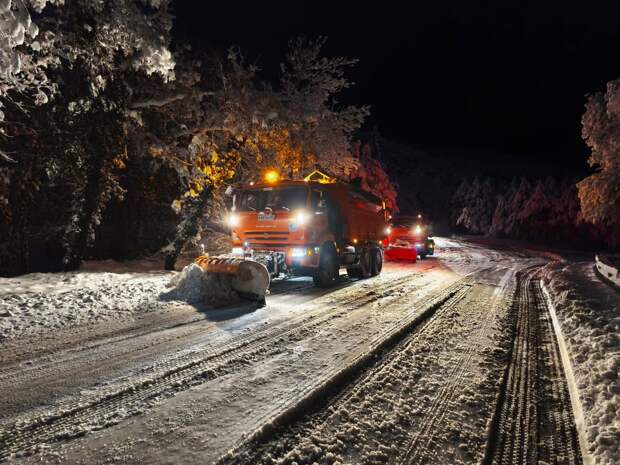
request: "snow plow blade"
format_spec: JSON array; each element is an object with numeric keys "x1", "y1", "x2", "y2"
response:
[{"x1": 194, "y1": 255, "x2": 270, "y2": 301}]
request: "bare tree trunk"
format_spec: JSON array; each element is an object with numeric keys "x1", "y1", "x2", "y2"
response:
[
  {"x1": 63, "y1": 123, "x2": 116, "y2": 271},
  {"x1": 164, "y1": 186, "x2": 213, "y2": 270}
]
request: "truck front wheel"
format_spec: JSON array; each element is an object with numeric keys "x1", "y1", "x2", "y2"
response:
[
  {"x1": 358, "y1": 248, "x2": 372, "y2": 279},
  {"x1": 313, "y1": 243, "x2": 338, "y2": 287},
  {"x1": 371, "y1": 248, "x2": 383, "y2": 276}
]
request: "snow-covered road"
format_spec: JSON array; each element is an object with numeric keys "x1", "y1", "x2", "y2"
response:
[{"x1": 0, "y1": 238, "x2": 612, "y2": 465}]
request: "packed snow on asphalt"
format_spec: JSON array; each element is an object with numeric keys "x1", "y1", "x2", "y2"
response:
[{"x1": 0, "y1": 238, "x2": 617, "y2": 465}]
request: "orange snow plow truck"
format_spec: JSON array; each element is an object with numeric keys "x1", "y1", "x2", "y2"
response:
[{"x1": 225, "y1": 170, "x2": 389, "y2": 288}]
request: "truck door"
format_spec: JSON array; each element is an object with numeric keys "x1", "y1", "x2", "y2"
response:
[{"x1": 319, "y1": 189, "x2": 345, "y2": 244}]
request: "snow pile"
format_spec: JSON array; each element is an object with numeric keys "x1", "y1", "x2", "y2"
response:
[
  {"x1": 0, "y1": 268, "x2": 174, "y2": 342},
  {"x1": 160, "y1": 264, "x2": 240, "y2": 306},
  {"x1": 541, "y1": 262, "x2": 620, "y2": 465}
]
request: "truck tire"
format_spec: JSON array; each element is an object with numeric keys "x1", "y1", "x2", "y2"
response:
[
  {"x1": 313, "y1": 243, "x2": 338, "y2": 287},
  {"x1": 358, "y1": 248, "x2": 372, "y2": 279},
  {"x1": 371, "y1": 248, "x2": 383, "y2": 276},
  {"x1": 347, "y1": 266, "x2": 362, "y2": 279}
]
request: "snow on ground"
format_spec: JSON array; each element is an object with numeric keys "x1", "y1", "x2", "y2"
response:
[
  {"x1": 0, "y1": 239, "x2": 489, "y2": 343},
  {"x1": 541, "y1": 261, "x2": 620, "y2": 465},
  {"x1": 161, "y1": 263, "x2": 241, "y2": 306},
  {"x1": 0, "y1": 262, "x2": 177, "y2": 342},
  {"x1": 0, "y1": 254, "x2": 267, "y2": 342}
]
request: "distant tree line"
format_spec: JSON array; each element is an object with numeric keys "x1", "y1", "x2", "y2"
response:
[
  {"x1": 451, "y1": 176, "x2": 619, "y2": 248},
  {"x1": 451, "y1": 77, "x2": 620, "y2": 249}
]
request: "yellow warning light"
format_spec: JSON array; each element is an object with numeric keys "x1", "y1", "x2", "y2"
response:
[{"x1": 264, "y1": 170, "x2": 280, "y2": 183}]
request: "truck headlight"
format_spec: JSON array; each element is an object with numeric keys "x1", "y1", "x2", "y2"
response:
[
  {"x1": 290, "y1": 247, "x2": 306, "y2": 257},
  {"x1": 227, "y1": 213, "x2": 240, "y2": 228},
  {"x1": 289, "y1": 210, "x2": 310, "y2": 231},
  {"x1": 293, "y1": 210, "x2": 309, "y2": 226}
]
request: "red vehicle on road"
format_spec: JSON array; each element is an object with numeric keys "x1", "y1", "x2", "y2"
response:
[{"x1": 384, "y1": 216, "x2": 435, "y2": 262}]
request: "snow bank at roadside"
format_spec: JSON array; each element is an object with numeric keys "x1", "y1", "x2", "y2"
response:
[
  {"x1": 160, "y1": 264, "x2": 240, "y2": 306},
  {"x1": 0, "y1": 267, "x2": 175, "y2": 342},
  {"x1": 0, "y1": 257, "x2": 259, "y2": 343},
  {"x1": 541, "y1": 262, "x2": 620, "y2": 465}
]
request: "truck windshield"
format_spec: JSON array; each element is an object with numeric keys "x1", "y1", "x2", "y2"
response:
[
  {"x1": 237, "y1": 187, "x2": 308, "y2": 212},
  {"x1": 391, "y1": 216, "x2": 417, "y2": 228}
]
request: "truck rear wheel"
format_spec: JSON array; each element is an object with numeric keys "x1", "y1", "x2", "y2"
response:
[
  {"x1": 371, "y1": 248, "x2": 383, "y2": 276},
  {"x1": 313, "y1": 243, "x2": 338, "y2": 287}
]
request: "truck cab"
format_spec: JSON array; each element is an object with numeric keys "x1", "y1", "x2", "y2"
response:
[
  {"x1": 226, "y1": 171, "x2": 388, "y2": 287},
  {"x1": 385, "y1": 215, "x2": 435, "y2": 260}
]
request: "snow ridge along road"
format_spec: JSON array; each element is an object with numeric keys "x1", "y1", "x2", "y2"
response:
[{"x1": 483, "y1": 267, "x2": 582, "y2": 465}]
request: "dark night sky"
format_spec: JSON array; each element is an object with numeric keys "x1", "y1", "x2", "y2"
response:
[{"x1": 172, "y1": 1, "x2": 620, "y2": 171}]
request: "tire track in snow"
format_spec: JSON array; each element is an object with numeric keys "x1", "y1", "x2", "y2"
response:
[
  {"x1": 219, "y1": 266, "x2": 520, "y2": 465},
  {"x1": 483, "y1": 269, "x2": 582, "y2": 465},
  {"x1": 398, "y1": 265, "x2": 517, "y2": 465},
  {"x1": 218, "y1": 279, "x2": 474, "y2": 465}
]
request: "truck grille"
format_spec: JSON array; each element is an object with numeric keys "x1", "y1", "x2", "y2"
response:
[{"x1": 244, "y1": 231, "x2": 289, "y2": 240}]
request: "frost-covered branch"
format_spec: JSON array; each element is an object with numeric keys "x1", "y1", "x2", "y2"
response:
[{"x1": 129, "y1": 94, "x2": 186, "y2": 109}]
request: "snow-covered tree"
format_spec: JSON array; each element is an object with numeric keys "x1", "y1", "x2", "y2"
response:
[
  {"x1": 0, "y1": 0, "x2": 174, "y2": 126},
  {"x1": 348, "y1": 140, "x2": 398, "y2": 212},
  {"x1": 0, "y1": 0, "x2": 61, "y2": 140},
  {"x1": 489, "y1": 178, "x2": 518, "y2": 237},
  {"x1": 0, "y1": 0, "x2": 176, "y2": 273},
  {"x1": 578, "y1": 79, "x2": 620, "y2": 226},
  {"x1": 455, "y1": 177, "x2": 481, "y2": 233},
  {"x1": 503, "y1": 177, "x2": 532, "y2": 236},
  {"x1": 279, "y1": 36, "x2": 369, "y2": 177},
  {"x1": 450, "y1": 178, "x2": 470, "y2": 229},
  {"x1": 454, "y1": 177, "x2": 497, "y2": 234}
]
